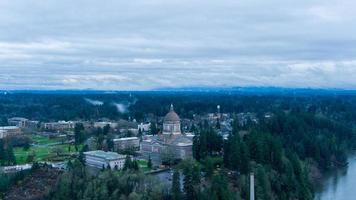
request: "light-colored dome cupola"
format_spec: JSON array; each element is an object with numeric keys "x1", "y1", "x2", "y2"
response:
[{"x1": 162, "y1": 104, "x2": 181, "y2": 135}]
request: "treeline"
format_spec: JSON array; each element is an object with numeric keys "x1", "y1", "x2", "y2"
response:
[
  {"x1": 0, "y1": 139, "x2": 16, "y2": 166},
  {"x1": 261, "y1": 111, "x2": 353, "y2": 170},
  {"x1": 0, "y1": 169, "x2": 31, "y2": 198},
  {"x1": 46, "y1": 159, "x2": 170, "y2": 200},
  {"x1": 191, "y1": 108, "x2": 355, "y2": 199},
  {"x1": 1, "y1": 92, "x2": 356, "y2": 199},
  {"x1": 46, "y1": 157, "x2": 238, "y2": 200},
  {"x1": 1, "y1": 92, "x2": 356, "y2": 123}
]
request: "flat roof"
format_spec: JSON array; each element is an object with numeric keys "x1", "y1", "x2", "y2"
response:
[
  {"x1": 0, "y1": 126, "x2": 20, "y2": 130},
  {"x1": 9, "y1": 117, "x2": 28, "y2": 121},
  {"x1": 113, "y1": 137, "x2": 138, "y2": 141},
  {"x1": 84, "y1": 150, "x2": 125, "y2": 160}
]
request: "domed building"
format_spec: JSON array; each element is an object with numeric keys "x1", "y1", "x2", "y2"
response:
[
  {"x1": 163, "y1": 104, "x2": 181, "y2": 135},
  {"x1": 140, "y1": 104, "x2": 193, "y2": 165}
]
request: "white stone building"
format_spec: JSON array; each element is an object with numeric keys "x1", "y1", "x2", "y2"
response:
[
  {"x1": 138, "y1": 122, "x2": 151, "y2": 132},
  {"x1": 84, "y1": 150, "x2": 126, "y2": 170}
]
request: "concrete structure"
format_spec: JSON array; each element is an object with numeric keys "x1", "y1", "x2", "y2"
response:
[
  {"x1": 113, "y1": 137, "x2": 140, "y2": 151},
  {"x1": 8, "y1": 117, "x2": 28, "y2": 128},
  {"x1": 8, "y1": 117, "x2": 39, "y2": 129},
  {"x1": 43, "y1": 121, "x2": 75, "y2": 131},
  {"x1": 140, "y1": 105, "x2": 193, "y2": 164},
  {"x1": 94, "y1": 122, "x2": 118, "y2": 129},
  {"x1": 26, "y1": 120, "x2": 40, "y2": 129},
  {"x1": 116, "y1": 119, "x2": 138, "y2": 129},
  {"x1": 250, "y1": 173, "x2": 255, "y2": 200},
  {"x1": 0, "y1": 126, "x2": 21, "y2": 138},
  {"x1": 138, "y1": 122, "x2": 151, "y2": 132},
  {"x1": 84, "y1": 150, "x2": 126, "y2": 170}
]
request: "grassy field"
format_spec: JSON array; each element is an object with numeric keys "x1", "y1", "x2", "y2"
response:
[
  {"x1": 14, "y1": 135, "x2": 80, "y2": 164},
  {"x1": 137, "y1": 160, "x2": 150, "y2": 172},
  {"x1": 30, "y1": 135, "x2": 64, "y2": 145}
]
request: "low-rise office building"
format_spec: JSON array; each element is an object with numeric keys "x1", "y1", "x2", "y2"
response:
[
  {"x1": 84, "y1": 150, "x2": 126, "y2": 170},
  {"x1": 0, "y1": 126, "x2": 22, "y2": 138},
  {"x1": 93, "y1": 122, "x2": 118, "y2": 129},
  {"x1": 8, "y1": 117, "x2": 39, "y2": 129},
  {"x1": 43, "y1": 121, "x2": 75, "y2": 131},
  {"x1": 113, "y1": 137, "x2": 140, "y2": 151},
  {"x1": 8, "y1": 117, "x2": 28, "y2": 128}
]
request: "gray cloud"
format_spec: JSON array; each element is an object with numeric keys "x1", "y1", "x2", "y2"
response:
[{"x1": 0, "y1": 0, "x2": 356, "y2": 90}]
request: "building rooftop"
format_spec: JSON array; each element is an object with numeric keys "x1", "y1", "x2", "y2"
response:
[
  {"x1": 0, "y1": 126, "x2": 20, "y2": 130},
  {"x1": 113, "y1": 137, "x2": 138, "y2": 141},
  {"x1": 84, "y1": 150, "x2": 125, "y2": 160},
  {"x1": 164, "y1": 104, "x2": 180, "y2": 122},
  {"x1": 8, "y1": 117, "x2": 28, "y2": 121}
]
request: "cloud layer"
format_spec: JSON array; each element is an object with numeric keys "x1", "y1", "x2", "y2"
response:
[{"x1": 0, "y1": 0, "x2": 356, "y2": 90}]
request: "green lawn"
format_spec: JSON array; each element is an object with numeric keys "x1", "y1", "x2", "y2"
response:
[
  {"x1": 14, "y1": 142, "x2": 81, "y2": 164},
  {"x1": 137, "y1": 160, "x2": 151, "y2": 172},
  {"x1": 30, "y1": 135, "x2": 64, "y2": 145}
]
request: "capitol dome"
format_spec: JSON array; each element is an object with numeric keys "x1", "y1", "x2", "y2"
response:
[
  {"x1": 163, "y1": 104, "x2": 181, "y2": 135},
  {"x1": 164, "y1": 104, "x2": 180, "y2": 122}
]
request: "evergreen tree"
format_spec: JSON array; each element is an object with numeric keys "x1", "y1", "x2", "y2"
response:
[
  {"x1": 209, "y1": 173, "x2": 232, "y2": 200},
  {"x1": 103, "y1": 124, "x2": 110, "y2": 135},
  {"x1": 0, "y1": 139, "x2": 5, "y2": 165},
  {"x1": 150, "y1": 122, "x2": 158, "y2": 135},
  {"x1": 183, "y1": 166, "x2": 194, "y2": 200},
  {"x1": 138, "y1": 128, "x2": 143, "y2": 138},
  {"x1": 6, "y1": 144, "x2": 16, "y2": 165},
  {"x1": 123, "y1": 155, "x2": 132, "y2": 171},
  {"x1": 107, "y1": 138, "x2": 114, "y2": 151},
  {"x1": 172, "y1": 170, "x2": 182, "y2": 200},
  {"x1": 147, "y1": 155, "x2": 152, "y2": 169},
  {"x1": 74, "y1": 123, "x2": 85, "y2": 146}
]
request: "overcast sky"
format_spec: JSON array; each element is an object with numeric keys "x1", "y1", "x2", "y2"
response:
[{"x1": 0, "y1": 0, "x2": 355, "y2": 90}]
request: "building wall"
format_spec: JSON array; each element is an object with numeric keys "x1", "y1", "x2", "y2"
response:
[
  {"x1": 174, "y1": 145, "x2": 193, "y2": 159},
  {"x1": 140, "y1": 140, "x2": 192, "y2": 164},
  {"x1": 43, "y1": 121, "x2": 75, "y2": 131},
  {"x1": 0, "y1": 126, "x2": 21, "y2": 138},
  {"x1": 114, "y1": 138, "x2": 140, "y2": 151},
  {"x1": 85, "y1": 155, "x2": 125, "y2": 170},
  {"x1": 163, "y1": 122, "x2": 181, "y2": 135}
]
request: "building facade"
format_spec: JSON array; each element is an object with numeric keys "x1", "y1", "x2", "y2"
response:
[
  {"x1": 8, "y1": 117, "x2": 28, "y2": 128},
  {"x1": 43, "y1": 121, "x2": 75, "y2": 131},
  {"x1": 113, "y1": 137, "x2": 140, "y2": 151},
  {"x1": 93, "y1": 122, "x2": 118, "y2": 129},
  {"x1": 84, "y1": 150, "x2": 126, "y2": 169},
  {"x1": 8, "y1": 117, "x2": 39, "y2": 129},
  {"x1": 0, "y1": 126, "x2": 22, "y2": 138}
]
